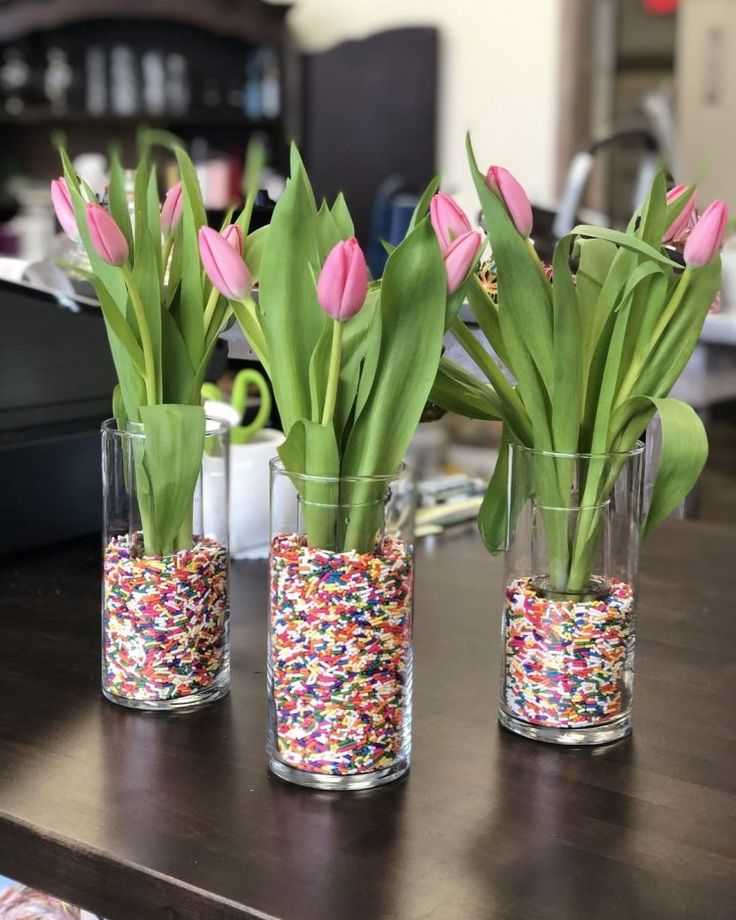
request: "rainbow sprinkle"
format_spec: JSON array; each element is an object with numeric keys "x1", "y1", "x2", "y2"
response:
[
  {"x1": 269, "y1": 533, "x2": 413, "y2": 776},
  {"x1": 103, "y1": 535, "x2": 229, "y2": 702},
  {"x1": 503, "y1": 577, "x2": 634, "y2": 728}
]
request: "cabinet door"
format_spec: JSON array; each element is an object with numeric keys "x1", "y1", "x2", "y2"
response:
[{"x1": 301, "y1": 28, "x2": 437, "y2": 244}]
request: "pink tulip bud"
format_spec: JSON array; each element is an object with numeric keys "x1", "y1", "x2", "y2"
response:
[
  {"x1": 683, "y1": 200, "x2": 729, "y2": 268},
  {"x1": 663, "y1": 185, "x2": 696, "y2": 243},
  {"x1": 199, "y1": 226, "x2": 252, "y2": 299},
  {"x1": 86, "y1": 204, "x2": 129, "y2": 266},
  {"x1": 317, "y1": 238, "x2": 369, "y2": 322},
  {"x1": 444, "y1": 230, "x2": 483, "y2": 294},
  {"x1": 485, "y1": 166, "x2": 533, "y2": 238},
  {"x1": 430, "y1": 192, "x2": 472, "y2": 254},
  {"x1": 160, "y1": 181, "x2": 183, "y2": 236},
  {"x1": 221, "y1": 224, "x2": 244, "y2": 253},
  {"x1": 50, "y1": 177, "x2": 79, "y2": 240}
]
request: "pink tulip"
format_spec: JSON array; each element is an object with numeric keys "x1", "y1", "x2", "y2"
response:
[
  {"x1": 485, "y1": 165, "x2": 533, "y2": 238},
  {"x1": 221, "y1": 224, "x2": 244, "y2": 253},
  {"x1": 317, "y1": 238, "x2": 369, "y2": 322},
  {"x1": 86, "y1": 204, "x2": 129, "y2": 266},
  {"x1": 444, "y1": 230, "x2": 483, "y2": 294},
  {"x1": 663, "y1": 185, "x2": 696, "y2": 243},
  {"x1": 50, "y1": 177, "x2": 79, "y2": 240},
  {"x1": 683, "y1": 200, "x2": 729, "y2": 268},
  {"x1": 160, "y1": 182, "x2": 183, "y2": 236},
  {"x1": 199, "y1": 226, "x2": 251, "y2": 299},
  {"x1": 430, "y1": 192, "x2": 471, "y2": 254}
]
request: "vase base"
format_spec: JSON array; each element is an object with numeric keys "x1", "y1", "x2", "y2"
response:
[
  {"x1": 102, "y1": 671, "x2": 230, "y2": 712},
  {"x1": 498, "y1": 708, "x2": 631, "y2": 746},
  {"x1": 268, "y1": 757, "x2": 409, "y2": 790}
]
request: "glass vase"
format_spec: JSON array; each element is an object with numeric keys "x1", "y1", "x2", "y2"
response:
[
  {"x1": 499, "y1": 442, "x2": 645, "y2": 745},
  {"x1": 268, "y1": 460, "x2": 416, "y2": 789},
  {"x1": 101, "y1": 416, "x2": 230, "y2": 710}
]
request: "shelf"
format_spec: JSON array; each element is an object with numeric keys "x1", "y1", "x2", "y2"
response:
[{"x1": 0, "y1": 108, "x2": 282, "y2": 129}]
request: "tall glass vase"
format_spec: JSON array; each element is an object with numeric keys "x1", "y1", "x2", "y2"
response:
[
  {"x1": 268, "y1": 460, "x2": 416, "y2": 789},
  {"x1": 499, "y1": 442, "x2": 645, "y2": 745},
  {"x1": 101, "y1": 417, "x2": 230, "y2": 710}
]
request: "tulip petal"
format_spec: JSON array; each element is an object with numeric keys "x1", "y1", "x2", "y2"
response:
[
  {"x1": 317, "y1": 238, "x2": 368, "y2": 321},
  {"x1": 663, "y1": 184, "x2": 696, "y2": 243},
  {"x1": 430, "y1": 192, "x2": 472, "y2": 253},
  {"x1": 199, "y1": 226, "x2": 251, "y2": 299},
  {"x1": 683, "y1": 200, "x2": 729, "y2": 268},
  {"x1": 50, "y1": 177, "x2": 80, "y2": 240},
  {"x1": 221, "y1": 224, "x2": 244, "y2": 253},
  {"x1": 86, "y1": 204, "x2": 129, "y2": 266},
  {"x1": 444, "y1": 230, "x2": 483, "y2": 294},
  {"x1": 486, "y1": 166, "x2": 533, "y2": 238},
  {"x1": 160, "y1": 181, "x2": 183, "y2": 236}
]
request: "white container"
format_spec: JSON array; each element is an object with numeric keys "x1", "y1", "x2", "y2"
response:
[{"x1": 204, "y1": 428, "x2": 284, "y2": 560}]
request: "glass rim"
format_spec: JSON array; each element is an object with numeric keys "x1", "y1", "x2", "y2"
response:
[
  {"x1": 269, "y1": 457, "x2": 410, "y2": 486},
  {"x1": 101, "y1": 415, "x2": 230, "y2": 438},
  {"x1": 509, "y1": 439, "x2": 645, "y2": 461}
]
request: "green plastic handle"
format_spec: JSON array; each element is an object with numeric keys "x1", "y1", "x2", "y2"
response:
[{"x1": 231, "y1": 369, "x2": 272, "y2": 444}]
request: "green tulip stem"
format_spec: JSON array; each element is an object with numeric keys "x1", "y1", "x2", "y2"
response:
[
  {"x1": 121, "y1": 263, "x2": 158, "y2": 405},
  {"x1": 321, "y1": 319, "x2": 343, "y2": 428},
  {"x1": 202, "y1": 286, "x2": 220, "y2": 334},
  {"x1": 615, "y1": 268, "x2": 692, "y2": 408}
]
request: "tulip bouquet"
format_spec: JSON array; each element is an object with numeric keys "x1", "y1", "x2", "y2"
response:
[
  {"x1": 52, "y1": 135, "x2": 261, "y2": 557},
  {"x1": 430, "y1": 138, "x2": 725, "y2": 596},
  {"x1": 198, "y1": 147, "x2": 472, "y2": 554}
]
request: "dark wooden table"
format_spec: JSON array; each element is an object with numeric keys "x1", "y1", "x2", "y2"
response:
[{"x1": 1, "y1": 522, "x2": 735, "y2": 920}]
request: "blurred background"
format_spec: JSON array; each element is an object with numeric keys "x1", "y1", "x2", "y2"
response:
[{"x1": 1, "y1": 0, "x2": 735, "y2": 553}]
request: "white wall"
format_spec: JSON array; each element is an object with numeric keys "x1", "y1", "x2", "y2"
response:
[
  {"x1": 677, "y1": 0, "x2": 736, "y2": 210},
  {"x1": 271, "y1": 0, "x2": 565, "y2": 215}
]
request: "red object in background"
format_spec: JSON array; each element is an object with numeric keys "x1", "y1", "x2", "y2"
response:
[{"x1": 644, "y1": 0, "x2": 678, "y2": 14}]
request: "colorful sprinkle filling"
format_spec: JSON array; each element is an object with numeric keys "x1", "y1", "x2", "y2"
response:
[
  {"x1": 103, "y1": 535, "x2": 229, "y2": 702},
  {"x1": 503, "y1": 577, "x2": 634, "y2": 728},
  {"x1": 269, "y1": 533, "x2": 413, "y2": 776}
]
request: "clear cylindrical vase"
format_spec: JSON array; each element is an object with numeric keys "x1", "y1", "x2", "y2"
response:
[
  {"x1": 101, "y1": 416, "x2": 230, "y2": 710},
  {"x1": 268, "y1": 460, "x2": 416, "y2": 789},
  {"x1": 499, "y1": 442, "x2": 645, "y2": 745}
]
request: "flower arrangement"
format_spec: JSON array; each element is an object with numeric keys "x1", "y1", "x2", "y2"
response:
[
  {"x1": 52, "y1": 135, "x2": 261, "y2": 556},
  {"x1": 198, "y1": 146, "x2": 480, "y2": 554},
  {"x1": 430, "y1": 138, "x2": 725, "y2": 596}
]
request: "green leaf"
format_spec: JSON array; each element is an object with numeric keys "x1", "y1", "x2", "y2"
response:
[
  {"x1": 478, "y1": 428, "x2": 532, "y2": 555},
  {"x1": 467, "y1": 135, "x2": 554, "y2": 392},
  {"x1": 342, "y1": 215, "x2": 447, "y2": 480},
  {"x1": 278, "y1": 419, "x2": 341, "y2": 549},
  {"x1": 407, "y1": 175, "x2": 440, "y2": 233},
  {"x1": 138, "y1": 404, "x2": 205, "y2": 555},
  {"x1": 258, "y1": 149, "x2": 324, "y2": 433},
  {"x1": 87, "y1": 276, "x2": 145, "y2": 378},
  {"x1": 575, "y1": 237, "x2": 617, "y2": 367},
  {"x1": 316, "y1": 200, "x2": 341, "y2": 261},
  {"x1": 571, "y1": 225, "x2": 680, "y2": 270},
  {"x1": 429, "y1": 357, "x2": 503, "y2": 420},
  {"x1": 231, "y1": 299, "x2": 269, "y2": 372},
  {"x1": 466, "y1": 274, "x2": 509, "y2": 368},
  {"x1": 551, "y1": 234, "x2": 582, "y2": 453},
  {"x1": 308, "y1": 316, "x2": 332, "y2": 423},
  {"x1": 161, "y1": 309, "x2": 196, "y2": 404},
  {"x1": 244, "y1": 225, "x2": 268, "y2": 282},
  {"x1": 131, "y1": 220, "x2": 163, "y2": 401},
  {"x1": 336, "y1": 287, "x2": 381, "y2": 441},
  {"x1": 172, "y1": 174, "x2": 205, "y2": 369},
  {"x1": 331, "y1": 192, "x2": 355, "y2": 239},
  {"x1": 624, "y1": 397, "x2": 708, "y2": 538},
  {"x1": 146, "y1": 166, "x2": 162, "y2": 277}
]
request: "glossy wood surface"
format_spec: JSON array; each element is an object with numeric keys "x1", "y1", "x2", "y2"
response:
[{"x1": 0, "y1": 522, "x2": 735, "y2": 919}]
